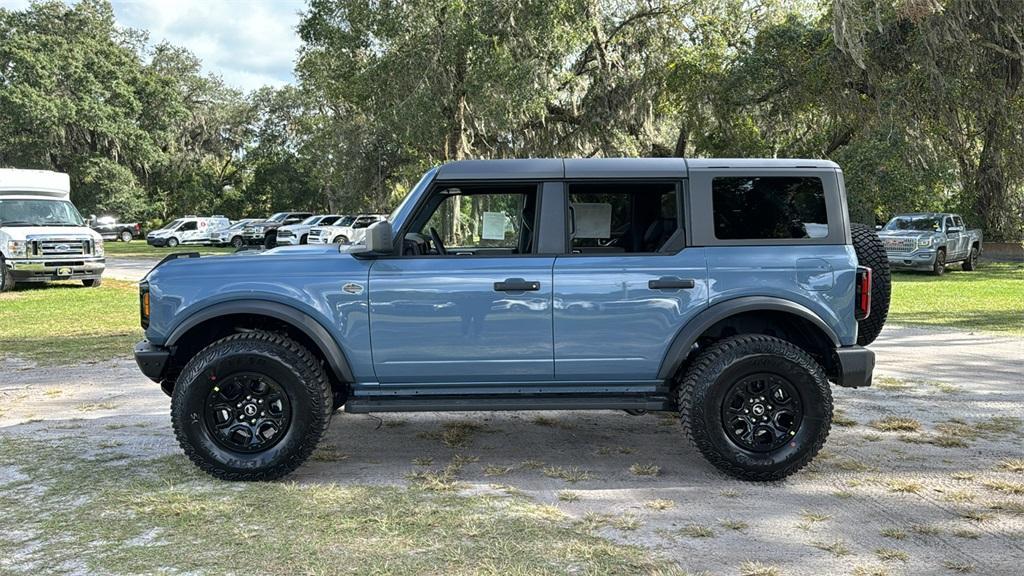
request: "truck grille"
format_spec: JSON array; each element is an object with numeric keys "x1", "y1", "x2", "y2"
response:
[
  {"x1": 278, "y1": 230, "x2": 293, "y2": 238},
  {"x1": 881, "y1": 237, "x2": 916, "y2": 253},
  {"x1": 29, "y1": 237, "x2": 92, "y2": 257}
]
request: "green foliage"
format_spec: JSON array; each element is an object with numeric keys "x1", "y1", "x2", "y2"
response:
[{"x1": 1, "y1": 0, "x2": 1021, "y2": 238}]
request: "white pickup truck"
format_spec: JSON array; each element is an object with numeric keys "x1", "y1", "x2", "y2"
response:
[{"x1": 0, "y1": 168, "x2": 105, "y2": 292}]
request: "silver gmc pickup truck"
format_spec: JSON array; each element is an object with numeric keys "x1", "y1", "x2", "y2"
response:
[{"x1": 877, "y1": 212, "x2": 982, "y2": 275}]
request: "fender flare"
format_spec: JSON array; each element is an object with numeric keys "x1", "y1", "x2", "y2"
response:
[
  {"x1": 166, "y1": 300, "x2": 354, "y2": 383},
  {"x1": 657, "y1": 296, "x2": 840, "y2": 380}
]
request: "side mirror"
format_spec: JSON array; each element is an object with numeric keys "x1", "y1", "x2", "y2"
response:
[
  {"x1": 362, "y1": 220, "x2": 393, "y2": 254},
  {"x1": 875, "y1": 225, "x2": 882, "y2": 231}
]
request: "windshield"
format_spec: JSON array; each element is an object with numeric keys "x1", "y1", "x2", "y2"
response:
[
  {"x1": 884, "y1": 216, "x2": 941, "y2": 232},
  {"x1": 299, "y1": 216, "x2": 321, "y2": 225},
  {"x1": 0, "y1": 199, "x2": 85, "y2": 227},
  {"x1": 319, "y1": 215, "x2": 342, "y2": 226},
  {"x1": 267, "y1": 212, "x2": 288, "y2": 223},
  {"x1": 333, "y1": 216, "x2": 355, "y2": 227},
  {"x1": 158, "y1": 219, "x2": 184, "y2": 231},
  {"x1": 389, "y1": 167, "x2": 437, "y2": 225},
  {"x1": 227, "y1": 220, "x2": 249, "y2": 230}
]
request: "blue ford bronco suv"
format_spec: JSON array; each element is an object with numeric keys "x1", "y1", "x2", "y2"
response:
[{"x1": 134, "y1": 158, "x2": 890, "y2": 482}]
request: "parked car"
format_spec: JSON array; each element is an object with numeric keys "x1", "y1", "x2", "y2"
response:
[
  {"x1": 306, "y1": 215, "x2": 355, "y2": 244},
  {"x1": 1, "y1": 168, "x2": 104, "y2": 291},
  {"x1": 276, "y1": 215, "x2": 347, "y2": 246},
  {"x1": 308, "y1": 214, "x2": 387, "y2": 244},
  {"x1": 210, "y1": 219, "x2": 260, "y2": 248},
  {"x1": 146, "y1": 216, "x2": 230, "y2": 248},
  {"x1": 89, "y1": 215, "x2": 142, "y2": 242},
  {"x1": 242, "y1": 212, "x2": 313, "y2": 248},
  {"x1": 877, "y1": 212, "x2": 982, "y2": 275},
  {"x1": 134, "y1": 158, "x2": 889, "y2": 482}
]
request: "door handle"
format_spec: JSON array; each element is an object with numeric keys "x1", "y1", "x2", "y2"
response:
[
  {"x1": 494, "y1": 278, "x2": 540, "y2": 292},
  {"x1": 649, "y1": 277, "x2": 696, "y2": 290}
]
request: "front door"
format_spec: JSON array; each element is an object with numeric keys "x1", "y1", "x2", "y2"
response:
[
  {"x1": 553, "y1": 180, "x2": 708, "y2": 381},
  {"x1": 368, "y1": 184, "x2": 554, "y2": 384}
]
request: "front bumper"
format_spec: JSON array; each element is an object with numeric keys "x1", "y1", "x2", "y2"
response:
[
  {"x1": 7, "y1": 257, "x2": 105, "y2": 282},
  {"x1": 135, "y1": 340, "x2": 171, "y2": 382},
  {"x1": 147, "y1": 237, "x2": 169, "y2": 247},
  {"x1": 276, "y1": 235, "x2": 299, "y2": 245},
  {"x1": 886, "y1": 249, "x2": 937, "y2": 271},
  {"x1": 835, "y1": 346, "x2": 875, "y2": 388}
]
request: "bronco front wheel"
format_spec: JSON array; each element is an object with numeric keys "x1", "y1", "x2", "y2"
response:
[
  {"x1": 171, "y1": 331, "x2": 332, "y2": 480},
  {"x1": 677, "y1": 335, "x2": 832, "y2": 481}
]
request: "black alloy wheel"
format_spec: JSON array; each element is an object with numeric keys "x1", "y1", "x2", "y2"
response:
[
  {"x1": 204, "y1": 373, "x2": 292, "y2": 453},
  {"x1": 721, "y1": 373, "x2": 803, "y2": 453}
]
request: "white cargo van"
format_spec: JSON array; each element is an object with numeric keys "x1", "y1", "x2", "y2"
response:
[
  {"x1": 145, "y1": 216, "x2": 230, "y2": 248},
  {"x1": 0, "y1": 169, "x2": 105, "y2": 292}
]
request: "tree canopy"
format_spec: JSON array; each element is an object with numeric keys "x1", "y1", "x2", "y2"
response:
[{"x1": 1, "y1": 0, "x2": 1021, "y2": 239}]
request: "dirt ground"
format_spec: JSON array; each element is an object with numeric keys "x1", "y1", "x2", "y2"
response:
[{"x1": 1, "y1": 324, "x2": 1022, "y2": 575}]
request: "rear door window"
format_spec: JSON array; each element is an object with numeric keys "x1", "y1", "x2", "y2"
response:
[
  {"x1": 567, "y1": 182, "x2": 680, "y2": 253},
  {"x1": 712, "y1": 176, "x2": 827, "y2": 240}
]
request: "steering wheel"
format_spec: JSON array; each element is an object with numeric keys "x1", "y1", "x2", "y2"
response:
[{"x1": 429, "y1": 227, "x2": 447, "y2": 255}]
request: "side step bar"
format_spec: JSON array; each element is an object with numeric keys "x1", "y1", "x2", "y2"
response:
[{"x1": 344, "y1": 395, "x2": 673, "y2": 413}]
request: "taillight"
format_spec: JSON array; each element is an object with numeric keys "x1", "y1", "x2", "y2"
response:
[
  {"x1": 140, "y1": 282, "x2": 151, "y2": 329},
  {"x1": 855, "y1": 266, "x2": 871, "y2": 320}
]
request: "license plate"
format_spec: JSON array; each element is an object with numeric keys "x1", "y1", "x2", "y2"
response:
[{"x1": 57, "y1": 267, "x2": 72, "y2": 276}]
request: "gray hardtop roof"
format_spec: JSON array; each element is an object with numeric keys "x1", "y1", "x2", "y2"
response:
[{"x1": 434, "y1": 157, "x2": 839, "y2": 181}]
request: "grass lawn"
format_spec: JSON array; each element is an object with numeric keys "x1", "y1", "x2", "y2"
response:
[
  {"x1": 0, "y1": 436, "x2": 677, "y2": 575},
  {"x1": 103, "y1": 241, "x2": 237, "y2": 257},
  {"x1": 0, "y1": 280, "x2": 142, "y2": 364},
  {"x1": 889, "y1": 261, "x2": 1024, "y2": 335}
]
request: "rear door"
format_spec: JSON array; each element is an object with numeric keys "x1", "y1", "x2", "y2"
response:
[
  {"x1": 368, "y1": 182, "x2": 555, "y2": 384},
  {"x1": 552, "y1": 180, "x2": 708, "y2": 382}
]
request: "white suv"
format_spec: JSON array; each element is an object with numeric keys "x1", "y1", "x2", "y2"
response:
[
  {"x1": 276, "y1": 215, "x2": 346, "y2": 246},
  {"x1": 308, "y1": 214, "x2": 387, "y2": 244}
]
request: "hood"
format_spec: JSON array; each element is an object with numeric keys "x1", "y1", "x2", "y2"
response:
[
  {"x1": 1, "y1": 225, "x2": 100, "y2": 241},
  {"x1": 277, "y1": 223, "x2": 307, "y2": 233},
  {"x1": 260, "y1": 244, "x2": 341, "y2": 256},
  {"x1": 145, "y1": 243, "x2": 366, "y2": 283},
  {"x1": 148, "y1": 228, "x2": 174, "y2": 237}
]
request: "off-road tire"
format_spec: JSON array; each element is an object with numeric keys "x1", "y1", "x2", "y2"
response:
[
  {"x1": 932, "y1": 248, "x2": 946, "y2": 276},
  {"x1": 120, "y1": 230, "x2": 133, "y2": 242},
  {"x1": 82, "y1": 277, "x2": 102, "y2": 288},
  {"x1": 676, "y1": 335, "x2": 832, "y2": 481},
  {"x1": 851, "y1": 223, "x2": 890, "y2": 346},
  {"x1": 166, "y1": 237, "x2": 179, "y2": 248},
  {"x1": 171, "y1": 331, "x2": 333, "y2": 481},
  {"x1": 962, "y1": 245, "x2": 978, "y2": 271},
  {"x1": 0, "y1": 257, "x2": 14, "y2": 292}
]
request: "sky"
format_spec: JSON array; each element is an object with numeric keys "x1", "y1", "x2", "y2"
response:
[{"x1": 0, "y1": 0, "x2": 305, "y2": 91}]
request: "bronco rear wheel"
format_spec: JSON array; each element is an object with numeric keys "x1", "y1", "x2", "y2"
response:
[
  {"x1": 677, "y1": 335, "x2": 832, "y2": 481},
  {"x1": 851, "y1": 223, "x2": 890, "y2": 345},
  {"x1": 171, "y1": 331, "x2": 332, "y2": 481}
]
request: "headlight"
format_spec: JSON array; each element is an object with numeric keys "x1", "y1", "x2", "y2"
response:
[
  {"x1": 94, "y1": 238, "x2": 104, "y2": 257},
  {"x1": 6, "y1": 240, "x2": 28, "y2": 258},
  {"x1": 918, "y1": 237, "x2": 932, "y2": 247}
]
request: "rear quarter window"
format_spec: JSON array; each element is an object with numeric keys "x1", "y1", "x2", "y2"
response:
[{"x1": 712, "y1": 176, "x2": 828, "y2": 240}]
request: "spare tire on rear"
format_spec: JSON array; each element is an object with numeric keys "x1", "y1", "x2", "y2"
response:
[{"x1": 850, "y1": 223, "x2": 890, "y2": 345}]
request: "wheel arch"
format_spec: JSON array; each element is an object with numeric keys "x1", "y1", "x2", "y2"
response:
[
  {"x1": 658, "y1": 297, "x2": 840, "y2": 381},
  {"x1": 165, "y1": 300, "x2": 354, "y2": 386}
]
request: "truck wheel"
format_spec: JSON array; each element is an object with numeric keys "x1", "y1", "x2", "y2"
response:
[
  {"x1": 82, "y1": 277, "x2": 102, "y2": 288},
  {"x1": 931, "y1": 248, "x2": 946, "y2": 276},
  {"x1": 171, "y1": 331, "x2": 333, "y2": 481},
  {"x1": 120, "y1": 230, "x2": 133, "y2": 242},
  {"x1": 333, "y1": 235, "x2": 349, "y2": 244},
  {"x1": 231, "y1": 236, "x2": 244, "y2": 249},
  {"x1": 962, "y1": 246, "x2": 978, "y2": 271},
  {"x1": 300, "y1": 234, "x2": 309, "y2": 245},
  {"x1": 263, "y1": 234, "x2": 276, "y2": 249},
  {"x1": 676, "y1": 335, "x2": 832, "y2": 481},
  {"x1": 850, "y1": 223, "x2": 890, "y2": 345},
  {"x1": 0, "y1": 257, "x2": 15, "y2": 292},
  {"x1": 167, "y1": 237, "x2": 179, "y2": 248}
]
